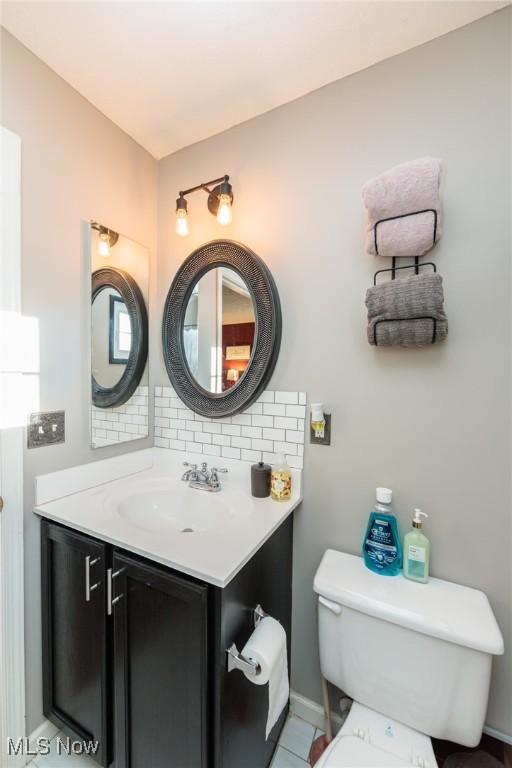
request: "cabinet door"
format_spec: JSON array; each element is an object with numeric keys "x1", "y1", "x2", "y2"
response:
[
  {"x1": 41, "y1": 520, "x2": 109, "y2": 766},
  {"x1": 112, "y1": 552, "x2": 208, "y2": 768}
]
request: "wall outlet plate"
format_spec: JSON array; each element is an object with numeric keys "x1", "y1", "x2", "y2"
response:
[
  {"x1": 310, "y1": 413, "x2": 331, "y2": 446},
  {"x1": 28, "y1": 411, "x2": 65, "y2": 449}
]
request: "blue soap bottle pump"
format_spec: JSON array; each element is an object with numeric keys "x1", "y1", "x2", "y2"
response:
[{"x1": 363, "y1": 487, "x2": 402, "y2": 576}]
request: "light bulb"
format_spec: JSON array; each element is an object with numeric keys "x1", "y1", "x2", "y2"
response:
[
  {"x1": 98, "y1": 234, "x2": 110, "y2": 257},
  {"x1": 176, "y1": 208, "x2": 189, "y2": 237},
  {"x1": 217, "y1": 194, "x2": 232, "y2": 226}
]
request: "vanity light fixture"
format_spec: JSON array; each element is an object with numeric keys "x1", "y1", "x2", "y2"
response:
[
  {"x1": 175, "y1": 175, "x2": 234, "y2": 236},
  {"x1": 91, "y1": 221, "x2": 119, "y2": 258}
]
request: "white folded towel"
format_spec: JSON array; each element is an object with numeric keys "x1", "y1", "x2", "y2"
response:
[{"x1": 362, "y1": 156, "x2": 442, "y2": 257}]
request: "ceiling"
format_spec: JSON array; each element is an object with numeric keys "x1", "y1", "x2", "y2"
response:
[{"x1": 2, "y1": 1, "x2": 507, "y2": 159}]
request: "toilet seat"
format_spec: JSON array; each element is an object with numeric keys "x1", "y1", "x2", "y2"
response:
[
  {"x1": 316, "y1": 735, "x2": 410, "y2": 767},
  {"x1": 314, "y1": 702, "x2": 438, "y2": 768}
]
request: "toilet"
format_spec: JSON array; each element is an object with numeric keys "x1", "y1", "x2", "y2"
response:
[{"x1": 313, "y1": 550, "x2": 504, "y2": 768}]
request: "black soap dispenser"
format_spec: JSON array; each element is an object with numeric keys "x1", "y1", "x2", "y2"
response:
[{"x1": 251, "y1": 461, "x2": 271, "y2": 498}]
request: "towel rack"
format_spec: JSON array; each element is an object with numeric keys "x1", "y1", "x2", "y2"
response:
[
  {"x1": 373, "y1": 208, "x2": 438, "y2": 256},
  {"x1": 374, "y1": 257, "x2": 436, "y2": 285},
  {"x1": 225, "y1": 603, "x2": 268, "y2": 676}
]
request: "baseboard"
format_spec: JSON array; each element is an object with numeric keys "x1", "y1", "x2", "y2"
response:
[
  {"x1": 291, "y1": 689, "x2": 512, "y2": 748},
  {"x1": 26, "y1": 719, "x2": 59, "y2": 764},
  {"x1": 289, "y1": 689, "x2": 343, "y2": 733},
  {"x1": 483, "y1": 724, "x2": 512, "y2": 747}
]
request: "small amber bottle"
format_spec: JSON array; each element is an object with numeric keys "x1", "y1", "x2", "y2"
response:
[{"x1": 271, "y1": 454, "x2": 292, "y2": 502}]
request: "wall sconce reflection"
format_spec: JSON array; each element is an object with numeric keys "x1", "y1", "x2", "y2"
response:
[{"x1": 91, "y1": 221, "x2": 119, "y2": 257}]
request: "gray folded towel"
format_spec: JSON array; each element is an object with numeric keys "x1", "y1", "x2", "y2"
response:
[{"x1": 365, "y1": 272, "x2": 448, "y2": 347}]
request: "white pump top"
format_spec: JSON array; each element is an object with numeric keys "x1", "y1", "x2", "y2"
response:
[
  {"x1": 413, "y1": 508, "x2": 428, "y2": 528},
  {"x1": 376, "y1": 487, "x2": 392, "y2": 504}
]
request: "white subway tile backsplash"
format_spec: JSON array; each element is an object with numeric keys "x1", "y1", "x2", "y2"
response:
[
  {"x1": 274, "y1": 441, "x2": 297, "y2": 455},
  {"x1": 257, "y1": 391, "x2": 275, "y2": 403},
  {"x1": 241, "y1": 449, "x2": 262, "y2": 462},
  {"x1": 153, "y1": 387, "x2": 306, "y2": 468},
  {"x1": 213, "y1": 433, "x2": 231, "y2": 446},
  {"x1": 286, "y1": 405, "x2": 306, "y2": 418},
  {"x1": 275, "y1": 391, "x2": 298, "y2": 405},
  {"x1": 203, "y1": 444, "x2": 221, "y2": 457},
  {"x1": 241, "y1": 425, "x2": 262, "y2": 439},
  {"x1": 263, "y1": 403, "x2": 286, "y2": 416},
  {"x1": 244, "y1": 402, "x2": 263, "y2": 415},
  {"x1": 285, "y1": 430, "x2": 304, "y2": 444},
  {"x1": 251, "y1": 438, "x2": 273, "y2": 452},
  {"x1": 222, "y1": 446, "x2": 241, "y2": 460},
  {"x1": 186, "y1": 441, "x2": 203, "y2": 453},
  {"x1": 263, "y1": 427, "x2": 285, "y2": 441},
  {"x1": 231, "y1": 414, "x2": 252, "y2": 426},
  {"x1": 91, "y1": 385, "x2": 149, "y2": 447},
  {"x1": 231, "y1": 436, "x2": 251, "y2": 449},
  {"x1": 203, "y1": 422, "x2": 222, "y2": 434},
  {"x1": 221, "y1": 424, "x2": 241, "y2": 437},
  {"x1": 274, "y1": 416, "x2": 298, "y2": 430},
  {"x1": 251, "y1": 415, "x2": 274, "y2": 428}
]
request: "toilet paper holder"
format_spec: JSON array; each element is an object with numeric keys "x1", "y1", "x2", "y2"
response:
[{"x1": 225, "y1": 603, "x2": 268, "y2": 677}]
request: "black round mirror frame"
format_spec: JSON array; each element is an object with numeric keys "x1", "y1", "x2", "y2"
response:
[
  {"x1": 91, "y1": 267, "x2": 148, "y2": 409},
  {"x1": 162, "y1": 240, "x2": 282, "y2": 418}
]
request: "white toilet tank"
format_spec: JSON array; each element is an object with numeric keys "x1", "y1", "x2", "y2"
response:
[{"x1": 314, "y1": 550, "x2": 504, "y2": 748}]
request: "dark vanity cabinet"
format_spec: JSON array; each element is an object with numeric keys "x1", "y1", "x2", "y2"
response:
[
  {"x1": 112, "y1": 552, "x2": 208, "y2": 768},
  {"x1": 41, "y1": 522, "x2": 110, "y2": 765},
  {"x1": 41, "y1": 515, "x2": 293, "y2": 768}
]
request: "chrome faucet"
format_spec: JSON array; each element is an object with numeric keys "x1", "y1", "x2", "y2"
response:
[{"x1": 181, "y1": 461, "x2": 228, "y2": 492}]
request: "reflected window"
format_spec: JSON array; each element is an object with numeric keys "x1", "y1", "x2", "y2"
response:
[{"x1": 109, "y1": 295, "x2": 132, "y2": 364}]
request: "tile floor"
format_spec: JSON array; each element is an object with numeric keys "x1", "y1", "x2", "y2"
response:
[{"x1": 28, "y1": 714, "x2": 320, "y2": 768}]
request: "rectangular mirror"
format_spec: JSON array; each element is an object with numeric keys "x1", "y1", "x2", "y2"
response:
[{"x1": 89, "y1": 222, "x2": 149, "y2": 448}]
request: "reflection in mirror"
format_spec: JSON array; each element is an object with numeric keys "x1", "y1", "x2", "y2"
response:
[
  {"x1": 183, "y1": 267, "x2": 256, "y2": 393},
  {"x1": 92, "y1": 288, "x2": 131, "y2": 388},
  {"x1": 89, "y1": 223, "x2": 149, "y2": 448}
]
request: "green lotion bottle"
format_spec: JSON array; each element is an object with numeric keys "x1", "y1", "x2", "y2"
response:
[{"x1": 403, "y1": 509, "x2": 430, "y2": 583}]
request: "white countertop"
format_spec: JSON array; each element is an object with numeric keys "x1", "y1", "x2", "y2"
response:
[{"x1": 34, "y1": 449, "x2": 302, "y2": 588}]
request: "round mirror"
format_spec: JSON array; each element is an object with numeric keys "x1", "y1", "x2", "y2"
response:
[
  {"x1": 162, "y1": 240, "x2": 281, "y2": 418},
  {"x1": 92, "y1": 287, "x2": 132, "y2": 389},
  {"x1": 91, "y1": 268, "x2": 148, "y2": 408},
  {"x1": 183, "y1": 267, "x2": 256, "y2": 393}
]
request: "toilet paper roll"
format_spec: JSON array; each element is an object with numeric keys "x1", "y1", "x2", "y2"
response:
[{"x1": 242, "y1": 616, "x2": 289, "y2": 738}]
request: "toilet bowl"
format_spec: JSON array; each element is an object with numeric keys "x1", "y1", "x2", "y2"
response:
[{"x1": 313, "y1": 550, "x2": 504, "y2": 768}]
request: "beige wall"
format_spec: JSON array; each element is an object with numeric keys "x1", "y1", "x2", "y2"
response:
[
  {"x1": 156, "y1": 9, "x2": 511, "y2": 735},
  {"x1": 1, "y1": 29, "x2": 158, "y2": 732}
]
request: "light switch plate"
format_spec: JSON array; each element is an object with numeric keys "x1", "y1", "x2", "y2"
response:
[{"x1": 28, "y1": 411, "x2": 65, "y2": 449}]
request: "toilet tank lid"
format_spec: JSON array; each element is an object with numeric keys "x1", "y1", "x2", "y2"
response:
[{"x1": 313, "y1": 550, "x2": 504, "y2": 656}]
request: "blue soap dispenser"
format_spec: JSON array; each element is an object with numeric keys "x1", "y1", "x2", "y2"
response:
[{"x1": 363, "y1": 487, "x2": 402, "y2": 576}]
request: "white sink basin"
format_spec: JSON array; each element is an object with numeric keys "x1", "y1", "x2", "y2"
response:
[{"x1": 104, "y1": 478, "x2": 249, "y2": 534}]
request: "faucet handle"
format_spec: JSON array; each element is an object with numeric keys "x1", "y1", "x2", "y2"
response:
[
  {"x1": 211, "y1": 467, "x2": 228, "y2": 474},
  {"x1": 183, "y1": 461, "x2": 198, "y2": 470}
]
